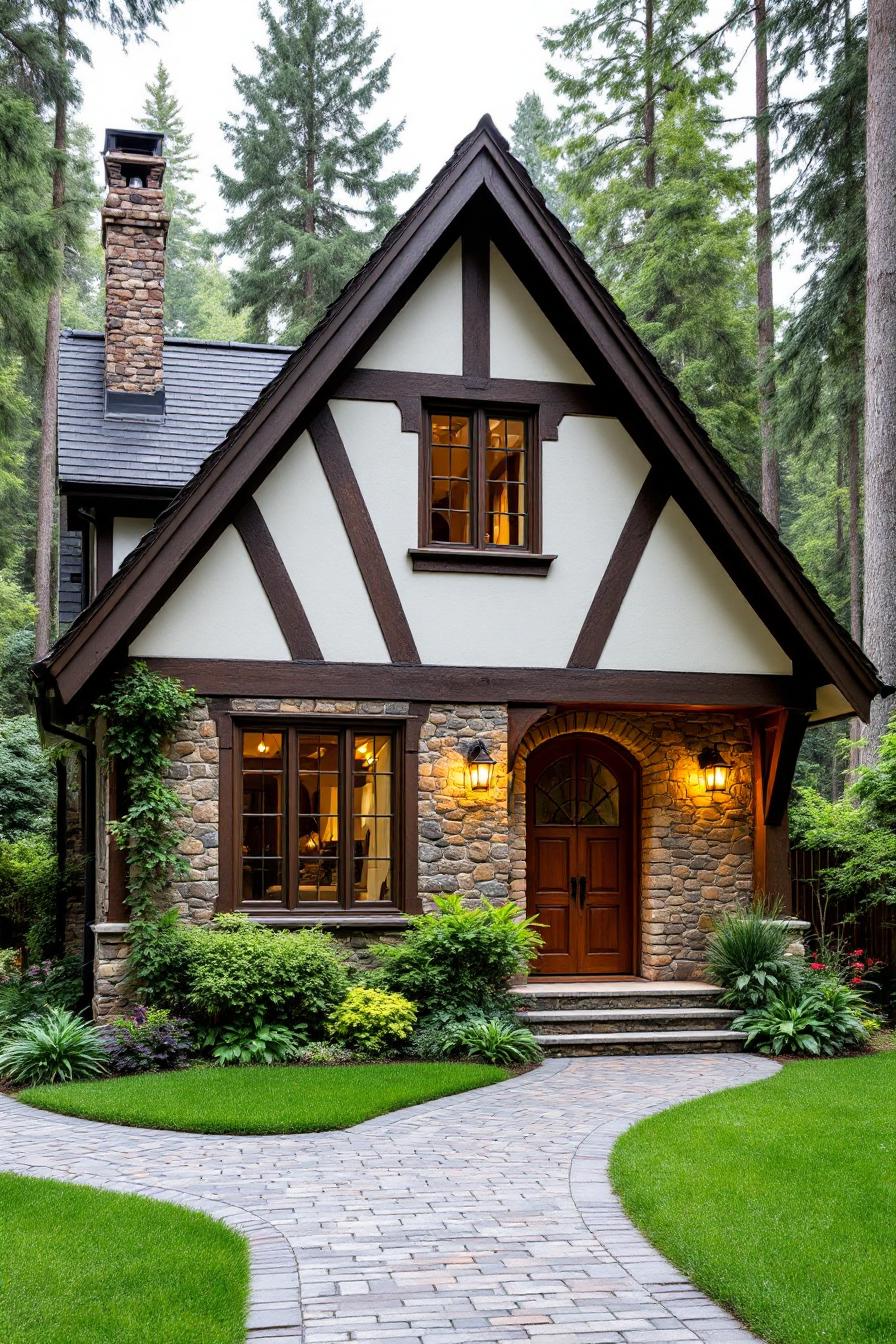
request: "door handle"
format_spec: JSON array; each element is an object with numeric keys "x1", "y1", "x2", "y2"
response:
[
  {"x1": 578, "y1": 875, "x2": 586, "y2": 907},
  {"x1": 570, "y1": 876, "x2": 577, "y2": 904}
]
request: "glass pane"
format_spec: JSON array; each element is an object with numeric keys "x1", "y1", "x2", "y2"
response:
[
  {"x1": 578, "y1": 757, "x2": 620, "y2": 825},
  {"x1": 484, "y1": 418, "x2": 528, "y2": 548},
  {"x1": 352, "y1": 730, "x2": 392, "y2": 903},
  {"x1": 241, "y1": 730, "x2": 284, "y2": 906},
  {"x1": 535, "y1": 755, "x2": 576, "y2": 825},
  {"x1": 449, "y1": 415, "x2": 470, "y2": 445},
  {"x1": 431, "y1": 414, "x2": 450, "y2": 445},
  {"x1": 432, "y1": 478, "x2": 450, "y2": 508},
  {"x1": 297, "y1": 733, "x2": 340, "y2": 902},
  {"x1": 448, "y1": 511, "x2": 470, "y2": 544},
  {"x1": 431, "y1": 445, "x2": 451, "y2": 476}
]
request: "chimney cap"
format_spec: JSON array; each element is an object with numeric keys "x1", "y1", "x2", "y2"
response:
[{"x1": 103, "y1": 127, "x2": 165, "y2": 159}]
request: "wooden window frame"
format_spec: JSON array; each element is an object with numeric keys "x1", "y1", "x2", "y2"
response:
[
  {"x1": 233, "y1": 718, "x2": 405, "y2": 918},
  {"x1": 417, "y1": 404, "x2": 547, "y2": 570}
]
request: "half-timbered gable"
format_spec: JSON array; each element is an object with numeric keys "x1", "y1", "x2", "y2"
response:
[{"x1": 38, "y1": 118, "x2": 884, "y2": 1026}]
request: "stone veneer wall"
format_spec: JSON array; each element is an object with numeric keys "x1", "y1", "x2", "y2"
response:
[
  {"x1": 91, "y1": 697, "x2": 755, "y2": 1016},
  {"x1": 512, "y1": 710, "x2": 754, "y2": 980}
]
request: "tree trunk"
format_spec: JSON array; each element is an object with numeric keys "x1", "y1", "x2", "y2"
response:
[
  {"x1": 34, "y1": 14, "x2": 66, "y2": 661},
  {"x1": 755, "y1": 0, "x2": 779, "y2": 528},
  {"x1": 303, "y1": 143, "x2": 315, "y2": 302},
  {"x1": 848, "y1": 394, "x2": 863, "y2": 775},
  {"x1": 644, "y1": 0, "x2": 656, "y2": 190},
  {"x1": 862, "y1": 0, "x2": 896, "y2": 759}
]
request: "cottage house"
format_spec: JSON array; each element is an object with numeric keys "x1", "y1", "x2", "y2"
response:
[{"x1": 34, "y1": 120, "x2": 884, "y2": 1050}]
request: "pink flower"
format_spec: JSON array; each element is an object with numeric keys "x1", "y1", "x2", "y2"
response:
[
  {"x1": 809, "y1": 962, "x2": 825, "y2": 971},
  {"x1": 851, "y1": 977, "x2": 863, "y2": 985}
]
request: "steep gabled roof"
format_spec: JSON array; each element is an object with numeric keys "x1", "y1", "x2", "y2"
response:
[
  {"x1": 37, "y1": 115, "x2": 884, "y2": 717},
  {"x1": 59, "y1": 330, "x2": 293, "y2": 491}
]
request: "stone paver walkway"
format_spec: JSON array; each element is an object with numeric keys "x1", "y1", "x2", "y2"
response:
[{"x1": 0, "y1": 1053, "x2": 778, "y2": 1343}]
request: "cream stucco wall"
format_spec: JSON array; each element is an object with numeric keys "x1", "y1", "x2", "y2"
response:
[
  {"x1": 130, "y1": 525, "x2": 290, "y2": 660},
  {"x1": 489, "y1": 245, "x2": 591, "y2": 384},
  {"x1": 357, "y1": 241, "x2": 463, "y2": 374},
  {"x1": 253, "y1": 430, "x2": 390, "y2": 663},
  {"x1": 599, "y1": 500, "x2": 792, "y2": 675}
]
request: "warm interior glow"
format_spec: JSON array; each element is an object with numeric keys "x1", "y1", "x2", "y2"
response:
[
  {"x1": 697, "y1": 747, "x2": 730, "y2": 794},
  {"x1": 467, "y1": 740, "x2": 496, "y2": 791}
]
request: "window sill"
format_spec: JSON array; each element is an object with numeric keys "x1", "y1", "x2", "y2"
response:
[
  {"x1": 408, "y1": 548, "x2": 556, "y2": 576},
  {"x1": 246, "y1": 913, "x2": 410, "y2": 930}
]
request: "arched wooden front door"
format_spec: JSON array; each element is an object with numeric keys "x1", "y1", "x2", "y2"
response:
[{"x1": 526, "y1": 734, "x2": 638, "y2": 976}]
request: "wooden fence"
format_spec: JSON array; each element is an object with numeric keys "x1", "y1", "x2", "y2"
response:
[{"x1": 790, "y1": 846, "x2": 896, "y2": 963}]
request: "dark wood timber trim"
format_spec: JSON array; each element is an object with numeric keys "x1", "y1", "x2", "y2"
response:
[
  {"x1": 758, "y1": 708, "x2": 808, "y2": 827},
  {"x1": 142, "y1": 659, "x2": 814, "y2": 710},
  {"x1": 568, "y1": 467, "x2": 669, "y2": 669},
  {"x1": 751, "y1": 711, "x2": 799, "y2": 905},
  {"x1": 334, "y1": 368, "x2": 608, "y2": 438},
  {"x1": 233, "y1": 498, "x2": 322, "y2": 661},
  {"x1": 508, "y1": 705, "x2": 551, "y2": 766},
  {"x1": 462, "y1": 231, "x2": 490, "y2": 384},
  {"x1": 408, "y1": 548, "x2": 555, "y2": 576},
  {"x1": 41, "y1": 119, "x2": 882, "y2": 718},
  {"x1": 308, "y1": 406, "x2": 419, "y2": 665},
  {"x1": 403, "y1": 702, "x2": 429, "y2": 915},
  {"x1": 206, "y1": 701, "x2": 235, "y2": 912},
  {"x1": 93, "y1": 515, "x2": 114, "y2": 596}
]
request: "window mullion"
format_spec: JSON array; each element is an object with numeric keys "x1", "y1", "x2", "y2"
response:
[
  {"x1": 340, "y1": 728, "x2": 351, "y2": 910},
  {"x1": 285, "y1": 729, "x2": 297, "y2": 910},
  {"x1": 475, "y1": 406, "x2": 484, "y2": 548}
]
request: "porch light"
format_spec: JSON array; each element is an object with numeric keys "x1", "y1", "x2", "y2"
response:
[
  {"x1": 466, "y1": 739, "x2": 496, "y2": 791},
  {"x1": 697, "y1": 745, "x2": 731, "y2": 794}
]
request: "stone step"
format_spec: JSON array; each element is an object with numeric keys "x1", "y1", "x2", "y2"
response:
[
  {"x1": 513, "y1": 986, "x2": 724, "y2": 1013},
  {"x1": 519, "y1": 1007, "x2": 739, "y2": 1034},
  {"x1": 534, "y1": 1029, "x2": 748, "y2": 1057}
]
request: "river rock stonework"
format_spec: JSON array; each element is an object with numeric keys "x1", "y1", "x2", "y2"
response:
[
  {"x1": 91, "y1": 697, "x2": 755, "y2": 1016},
  {"x1": 418, "y1": 705, "x2": 510, "y2": 905}
]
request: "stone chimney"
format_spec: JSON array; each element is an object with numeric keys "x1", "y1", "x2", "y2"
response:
[{"x1": 101, "y1": 128, "x2": 169, "y2": 415}]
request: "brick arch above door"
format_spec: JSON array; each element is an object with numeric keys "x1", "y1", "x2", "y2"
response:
[{"x1": 509, "y1": 709, "x2": 755, "y2": 980}]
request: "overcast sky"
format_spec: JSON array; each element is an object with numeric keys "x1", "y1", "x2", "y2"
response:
[{"x1": 77, "y1": 0, "x2": 803, "y2": 305}]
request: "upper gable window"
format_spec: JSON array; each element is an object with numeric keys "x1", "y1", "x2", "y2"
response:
[{"x1": 427, "y1": 409, "x2": 531, "y2": 550}]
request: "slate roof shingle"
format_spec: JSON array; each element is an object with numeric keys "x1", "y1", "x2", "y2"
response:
[{"x1": 58, "y1": 330, "x2": 294, "y2": 491}]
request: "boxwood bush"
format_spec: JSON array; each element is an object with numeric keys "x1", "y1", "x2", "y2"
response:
[{"x1": 131, "y1": 912, "x2": 348, "y2": 1035}]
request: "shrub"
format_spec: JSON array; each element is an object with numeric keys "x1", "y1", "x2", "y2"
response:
[
  {"x1": 132, "y1": 913, "x2": 348, "y2": 1035},
  {"x1": 452, "y1": 1016, "x2": 543, "y2": 1066},
  {"x1": 0, "y1": 835, "x2": 70, "y2": 959},
  {"x1": 100, "y1": 1006, "x2": 193, "y2": 1075},
  {"x1": 0, "y1": 955, "x2": 81, "y2": 1033},
  {"x1": 0, "y1": 1007, "x2": 107, "y2": 1085},
  {"x1": 372, "y1": 894, "x2": 541, "y2": 1014},
  {"x1": 705, "y1": 907, "x2": 799, "y2": 1007},
  {"x1": 327, "y1": 987, "x2": 416, "y2": 1057},
  {"x1": 407, "y1": 1003, "x2": 499, "y2": 1059},
  {"x1": 199, "y1": 1016, "x2": 301, "y2": 1066},
  {"x1": 734, "y1": 986, "x2": 871, "y2": 1057},
  {"x1": 0, "y1": 716, "x2": 54, "y2": 841}
]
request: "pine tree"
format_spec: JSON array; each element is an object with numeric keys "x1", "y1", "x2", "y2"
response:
[
  {"x1": 21, "y1": 0, "x2": 180, "y2": 657},
  {"x1": 545, "y1": 1, "x2": 759, "y2": 481},
  {"x1": 138, "y1": 61, "x2": 212, "y2": 336},
  {"x1": 217, "y1": 0, "x2": 417, "y2": 344},
  {"x1": 510, "y1": 92, "x2": 562, "y2": 217}
]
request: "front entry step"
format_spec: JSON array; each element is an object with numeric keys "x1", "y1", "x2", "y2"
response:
[
  {"x1": 533, "y1": 1028, "x2": 748, "y2": 1056},
  {"x1": 512, "y1": 981, "x2": 747, "y2": 1056}
]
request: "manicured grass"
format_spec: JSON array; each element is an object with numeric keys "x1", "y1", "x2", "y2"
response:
[
  {"x1": 21, "y1": 1061, "x2": 510, "y2": 1134},
  {"x1": 610, "y1": 1053, "x2": 896, "y2": 1344},
  {"x1": 0, "y1": 1173, "x2": 248, "y2": 1344}
]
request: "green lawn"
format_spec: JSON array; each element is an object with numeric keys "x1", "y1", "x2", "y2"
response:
[
  {"x1": 0, "y1": 1173, "x2": 248, "y2": 1344},
  {"x1": 610, "y1": 1053, "x2": 896, "y2": 1344},
  {"x1": 21, "y1": 1061, "x2": 510, "y2": 1134}
]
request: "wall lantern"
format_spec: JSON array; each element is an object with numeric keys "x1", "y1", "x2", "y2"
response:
[
  {"x1": 466, "y1": 739, "x2": 496, "y2": 791},
  {"x1": 697, "y1": 745, "x2": 731, "y2": 795}
]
